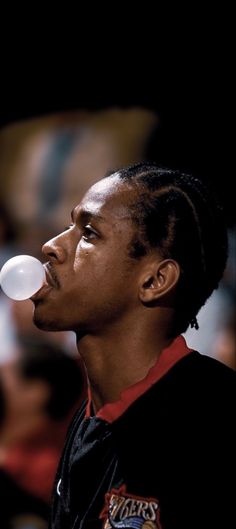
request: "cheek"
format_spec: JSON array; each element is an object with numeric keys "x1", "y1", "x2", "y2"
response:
[
  {"x1": 71, "y1": 242, "x2": 134, "y2": 300},
  {"x1": 73, "y1": 244, "x2": 95, "y2": 271},
  {"x1": 73, "y1": 246, "x2": 108, "y2": 280}
]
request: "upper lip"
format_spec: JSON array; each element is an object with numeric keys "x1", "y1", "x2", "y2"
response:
[
  {"x1": 30, "y1": 263, "x2": 60, "y2": 300},
  {"x1": 44, "y1": 263, "x2": 60, "y2": 289}
]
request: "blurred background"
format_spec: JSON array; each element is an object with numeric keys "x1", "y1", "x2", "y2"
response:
[{"x1": 0, "y1": 43, "x2": 235, "y2": 527}]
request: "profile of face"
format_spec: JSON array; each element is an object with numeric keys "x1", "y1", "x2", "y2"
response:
[{"x1": 32, "y1": 174, "x2": 145, "y2": 335}]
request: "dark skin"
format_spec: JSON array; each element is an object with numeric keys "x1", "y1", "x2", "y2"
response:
[{"x1": 32, "y1": 174, "x2": 180, "y2": 412}]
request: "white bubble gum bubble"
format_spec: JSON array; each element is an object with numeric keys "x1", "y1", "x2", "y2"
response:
[{"x1": 0, "y1": 255, "x2": 45, "y2": 301}]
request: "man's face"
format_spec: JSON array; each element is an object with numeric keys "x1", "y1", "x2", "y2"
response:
[{"x1": 32, "y1": 174, "x2": 143, "y2": 334}]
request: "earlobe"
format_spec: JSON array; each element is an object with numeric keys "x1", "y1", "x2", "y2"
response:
[{"x1": 139, "y1": 259, "x2": 180, "y2": 304}]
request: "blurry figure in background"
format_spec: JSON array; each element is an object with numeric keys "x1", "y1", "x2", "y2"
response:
[
  {"x1": 213, "y1": 227, "x2": 236, "y2": 369},
  {"x1": 0, "y1": 201, "x2": 19, "y2": 363},
  {"x1": 213, "y1": 308, "x2": 236, "y2": 370},
  {"x1": 0, "y1": 366, "x2": 5, "y2": 425},
  {"x1": 0, "y1": 364, "x2": 49, "y2": 528},
  {"x1": 0, "y1": 201, "x2": 17, "y2": 267},
  {"x1": 0, "y1": 470, "x2": 50, "y2": 529},
  {"x1": 0, "y1": 469, "x2": 49, "y2": 529},
  {"x1": 0, "y1": 108, "x2": 158, "y2": 239},
  {"x1": 0, "y1": 338, "x2": 86, "y2": 505},
  {"x1": 183, "y1": 226, "x2": 236, "y2": 367}
]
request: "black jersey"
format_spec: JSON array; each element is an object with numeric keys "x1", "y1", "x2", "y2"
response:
[{"x1": 49, "y1": 337, "x2": 235, "y2": 529}]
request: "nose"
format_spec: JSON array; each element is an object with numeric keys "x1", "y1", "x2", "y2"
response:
[{"x1": 42, "y1": 232, "x2": 67, "y2": 264}]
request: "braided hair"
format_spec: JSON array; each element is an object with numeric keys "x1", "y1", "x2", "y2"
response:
[{"x1": 117, "y1": 162, "x2": 228, "y2": 335}]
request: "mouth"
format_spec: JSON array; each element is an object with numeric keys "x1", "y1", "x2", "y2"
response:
[
  {"x1": 30, "y1": 263, "x2": 59, "y2": 301},
  {"x1": 45, "y1": 263, "x2": 60, "y2": 288}
]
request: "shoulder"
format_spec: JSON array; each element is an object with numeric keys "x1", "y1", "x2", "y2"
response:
[
  {"x1": 165, "y1": 349, "x2": 235, "y2": 390},
  {"x1": 181, "y1": 350, "x2": 235, "y2": 398},
  {"x1": 114, "y1": 352, "x2": 235, "y2": 439},
  {"x1": 162, "y1": 353, "x2": 235, "y2": 453},
  {"x1": 187, "y1": 349, "x2": 235, "y2": 377},
  {"x1": 158, "y1": 351, "x2": 235, "y2": 422}
]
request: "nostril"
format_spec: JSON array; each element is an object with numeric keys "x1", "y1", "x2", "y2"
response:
[
  {"x1": 42, "y1": 240, "x2": 66, "y2": 264},
  {"x1": 47, "y1": 251, "x2": 58, "y2": 259},
  {"x1": 42, "y1": 242, "x2": 59, "y2": 261}
]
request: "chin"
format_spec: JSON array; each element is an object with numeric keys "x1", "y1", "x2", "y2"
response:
[
  {"x1": 33, "y1": 310, "x2": 61, "y2": 333},
  {"x1": 33, "y1": 309, "x2": 76, "y2": 333},
  {"x1": 33, "y1": 314, "x2": 61, "y2": 332}
]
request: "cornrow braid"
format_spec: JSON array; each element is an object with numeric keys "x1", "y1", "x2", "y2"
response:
[{"x1": 117, "y1": 162, "x2": 228, "y2": 335}]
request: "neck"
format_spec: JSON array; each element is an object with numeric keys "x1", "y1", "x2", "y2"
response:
[{"x1": 76, "y1": 317, "x2": 173, "y2": 413}]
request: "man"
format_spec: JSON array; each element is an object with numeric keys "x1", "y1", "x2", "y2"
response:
[{"x1": 31, "y1": 163, "x2": 235, "y2": 529}]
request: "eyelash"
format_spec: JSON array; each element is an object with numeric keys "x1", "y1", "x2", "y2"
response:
[
  {"x1": 82, "y1": 225, "x2": 98, "y2": 240},
  {"x1": 64, "y1": 224, "x2": 98, "y2": 240}
]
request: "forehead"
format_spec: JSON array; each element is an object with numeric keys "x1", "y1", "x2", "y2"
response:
[{"x1": 78, "y1": 174, "x2": 133, "y2": 220}]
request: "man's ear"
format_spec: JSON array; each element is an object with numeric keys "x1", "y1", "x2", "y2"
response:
[{"x1": 139, "y1": 259, "x2": 180, "y2": 304}]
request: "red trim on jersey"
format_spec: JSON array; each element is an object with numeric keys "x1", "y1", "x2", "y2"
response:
[{"x1": 85, "y1": 335, "x2": 192, "y2": 423}]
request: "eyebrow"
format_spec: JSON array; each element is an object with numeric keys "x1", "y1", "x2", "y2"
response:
[{"x1": 70, "y1": 206, "x2": 105, "y2": 223}]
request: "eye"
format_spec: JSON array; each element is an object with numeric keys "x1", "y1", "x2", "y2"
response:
[{"x1": 82, "y1": 225, "x2": 98, "y2": 241}]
